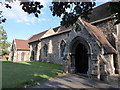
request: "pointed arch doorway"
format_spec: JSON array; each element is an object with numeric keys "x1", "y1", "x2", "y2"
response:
[
  {"x1": 70, "y1": 37, "x2": 90, "y2": 74},
  {"x1": 75, "y1": 43, "x2": 88, "y2": 74}
]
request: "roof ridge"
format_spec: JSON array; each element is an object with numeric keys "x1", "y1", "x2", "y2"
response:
[
  {"x1": 94, "y1": 2, "x2": 110, "y2": 9},
  {"x1": 28, "y1": 30, "x2": 48, "y2": 40},
  {"x1": 14, "y1": 38, "x2": 30, "y2": 50},
  {"x1": 14, "y1": 38, "x2": 28, "y2": 41}
]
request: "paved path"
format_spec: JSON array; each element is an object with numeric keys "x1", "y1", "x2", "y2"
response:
[{"x1": 32, "y1": 74, "x2": 119, "y2": 88}]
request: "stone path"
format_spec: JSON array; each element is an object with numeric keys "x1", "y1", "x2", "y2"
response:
[{"x1": 32, "y1": 74, "x2": 119, "y2": 88}]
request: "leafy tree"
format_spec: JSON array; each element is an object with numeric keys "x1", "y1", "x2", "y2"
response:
[
  {"x1": 0, "y1": 0, "x2": 120, "y2": 27},
  {"x1": 0, "y1": 0, "x2": 44, "y2": 24},
  {"x1": 0, "y1": 11, "x2": 6, "y2": 23},
  {"x1": 0, "y1": 26, "x2": 10, "y2": 55},
  {"x1": 0, "y1": 0, "x2": 96, "y2": 27},
  {"x1": 50, "y1": 2, "x2": 95, "y2": 27}
]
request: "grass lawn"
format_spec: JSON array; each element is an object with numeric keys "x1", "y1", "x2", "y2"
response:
[
  {"x1": 0, "y1": 59, "x2": 7, "y2": 61},
  {"x1": 2, "y1": 61, "x2": 63, "y2": 88}
]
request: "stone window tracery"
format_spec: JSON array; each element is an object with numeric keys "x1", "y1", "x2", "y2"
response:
[
  {"x1": 44, "y1": 44, "x2": 48, "y2": 57},
  {"x1": 60, "y1": 40, "x2": 66, "y2": 57}
]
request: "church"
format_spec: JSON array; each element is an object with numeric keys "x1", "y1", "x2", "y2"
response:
[{"x1": 9, "y1": 2, "x2": 120, "y2": 81}]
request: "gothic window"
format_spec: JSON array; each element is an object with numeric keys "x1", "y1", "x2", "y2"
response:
[
  {"x1": 44, "y1": 44, "x2": 48, "y2": 57},
  {"x1": 33, "y1": 44, "x2": 37, "y2": 52},
  {"x1": 32, "y1": 44, "x2": 38, "y2": 60},
  {"x1": 35, "y1": 44, "x2": 37, "y2": 51},
  {"x1": 31, "y1": 51, "x2": 34, "y2": 60},
  {"x1": 35, "y1": 44, "x2": 38, "y2": 57},
  {"x1": 60, "y1": 40, "x2": 66, "y2": 57},
  {"x1": 39, "y1": 49, "x2": 42, "y2": 60}
]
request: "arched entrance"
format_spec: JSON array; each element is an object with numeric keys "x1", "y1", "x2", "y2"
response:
[
  {"x1": 69, "y1": 37, "x2": 90, "y2": 74},
  {"x1": 75, "y1": 43, "x2": 88, "y2": 74}
]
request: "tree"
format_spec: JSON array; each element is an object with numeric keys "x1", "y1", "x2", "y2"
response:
[
  {"x1": 50, "y1": 2, "x2": 95, "y2": 27},
  {"x1": 0, "y1": 0, "x2": 120, "y2": 27},
  {"x1": 0, "y1": 0, "x2": 44, "y2": 24},
  {"x1": 0, "y1": 26, "x2": 10, "y2": 56},
  {"x1": 0, "y1": 0, "x2": 96, "y2": 27}
]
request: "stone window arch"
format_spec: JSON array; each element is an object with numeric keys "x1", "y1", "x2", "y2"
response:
[
  {"x1": 60, "y1": 40, "x2": 66, "y2": 57},
  {"x1": 31, "y1": 51, "x2": 35, "y2": 60},
  {"x1": 44, "y1": 44, "x2": 48, "y2": 57}
]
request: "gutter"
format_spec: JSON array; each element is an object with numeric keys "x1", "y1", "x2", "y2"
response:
[
  {"x1": 40, "y1": 29, "x2": 72, "y2": 40},
  {"x1": 90, "y1": 14, "x2": 116, "y2": 24},
  {"x1": 90, "y1": 16, "x2": 112, "y2": 24}
]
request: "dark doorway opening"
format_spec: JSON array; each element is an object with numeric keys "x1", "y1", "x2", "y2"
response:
[
  {"x1": 75, "y1": 43, "x2": 88, "y2": 74},
  {"x1": 113, "y1": 54, "x2": 119, "y2": 74},
  {"x1": 30, "y1": 51, "x2": 34, "y2": 61}
]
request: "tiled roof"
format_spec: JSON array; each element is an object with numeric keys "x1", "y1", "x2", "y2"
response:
[
  {"x1": 27, "y1": 17, "x2": 116, "y2": 54},
  {"x1": 28, "y1": 30, "x2": 47, "y2": 43},
  {"x1": 28, "y1": 26, "x2": 71, "y2": 43},
  {"x1": 53, "y1": 26, "x2": 71, "y2": 33},
  {"x1": 14, "y1": 39, "x2": 29, "y2": 50},
  {"x1": 82, "y1": 20, "x2": 116, "y2": 54},
  {"x1": 57, "y1": 26, "x2": 72, "y2": 33},
  {"x1": 53, "y1": 26, "x2": 61, "y2": 32},
  {"x1": 87, "y1": 2, "x2": 112, "y2": 23}
]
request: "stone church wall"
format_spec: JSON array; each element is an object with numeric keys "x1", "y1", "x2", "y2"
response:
[
  {"x1": 66, "y1": 27, "x2": 103, "y2": 79},
  {"x1": 104, "y1": 54, "x2": 115, "y2": 75},
  {"x1": 29, "y1": 41, "x2": 39, "y2": 61},
  {"x1": 28, "y1": 20, "x2": 118, "y2": 80},
  {"x1": 12, "y1": 50, "x2": 29, "y2": 62},
  {"x1": 12, "y1": 51, "x2": 17, "y2": 61},
  {"x1": 39, "y1": 32, "x2": 69, "y2": 65},
  {"x1": 116, "y1": 24, "x2": 120, "y2": 73},
  {"x1": 93, "y1": 19, "x2": 120, "y2": 74},
  {"x1": 93, "y1": 19, "x2": 117, "y2": 49},
  {"x1": 16, "y1": 51, "x2": 30, "y2": 62}
]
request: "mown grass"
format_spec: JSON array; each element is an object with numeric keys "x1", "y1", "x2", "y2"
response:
[
  {"x1": 2, "y1": 61, "x2": 63, "y2": 88},
  {"x1": 0, "y1": 59, "x2": 7, "y2": 61}
]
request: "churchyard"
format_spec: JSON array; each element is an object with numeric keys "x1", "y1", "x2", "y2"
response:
[{"x1": 2, "y1": 60, "x2": 63, "y2": 88}]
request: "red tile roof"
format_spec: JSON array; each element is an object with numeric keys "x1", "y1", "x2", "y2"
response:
[
  {"x1": 82, "y1": 20, "x2": 116, "y2": 54},
  {"x1": 28, "y1": 30, "x2": 47, "y2": 43},
  {"x1": 14, "y1": 39, "x2": 30, "y2": 50}
]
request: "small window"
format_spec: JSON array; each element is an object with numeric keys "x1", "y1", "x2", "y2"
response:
[
  {"x1": 60, "y1": 40, "x2": 66, "y2": 57},
  {"x1": 44, "y1": 44, "x2": 48, "y2": 57}
]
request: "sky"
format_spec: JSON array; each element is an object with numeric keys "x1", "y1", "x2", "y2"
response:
[{"x1": 0, "y1": 0, "x2": 110, "y2": 43}]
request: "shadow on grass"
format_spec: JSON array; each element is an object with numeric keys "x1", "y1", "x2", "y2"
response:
[
  {"x1": 21, "y1": 75, "x2": 49, "y2": 88},
  {"x1": 2, "y1": 61, "x2": 63, "y2": 88}
]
